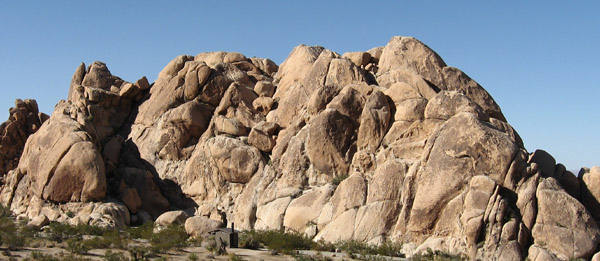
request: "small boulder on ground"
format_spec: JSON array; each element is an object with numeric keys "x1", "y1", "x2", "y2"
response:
[
  {"x1": 155, "y1": 210, "x2": 190, "y2": 227},
  {"x1": 185, "y1": 216, "x2": 224, "y2": 238},
  {"x1": 27, "y1": 215, "x2": 49, "y2": 228}
]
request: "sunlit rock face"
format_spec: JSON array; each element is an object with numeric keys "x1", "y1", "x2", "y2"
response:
[{"x1": 1, "y1": 36, "x2": 598, "y2": 260}]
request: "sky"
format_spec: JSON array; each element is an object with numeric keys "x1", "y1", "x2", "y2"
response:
[{"x1": 0, "y1": 1, "x2": 598, "y2": 171}]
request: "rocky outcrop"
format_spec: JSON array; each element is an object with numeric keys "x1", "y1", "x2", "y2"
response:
[
  {"x1": 0, "y1": 99, "x2": 48, "y2": 176},
  {"x1": 0, "y1": 36, "x2": 598, "y2": 260}
]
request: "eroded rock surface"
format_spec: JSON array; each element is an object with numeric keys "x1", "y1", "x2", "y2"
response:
[{"x1": 1, "y1": 36, "x2": 597, "y2": 260}]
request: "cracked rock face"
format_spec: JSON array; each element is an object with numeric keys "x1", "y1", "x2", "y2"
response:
[{"x1": 1, "y1": 36, "x2": 599, "y2": 260}]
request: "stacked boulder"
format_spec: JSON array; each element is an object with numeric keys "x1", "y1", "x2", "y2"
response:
[{"x1": 0, "y1": 36, "x2": 598, "y2": 260}]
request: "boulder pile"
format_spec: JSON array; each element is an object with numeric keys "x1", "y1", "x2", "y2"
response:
[{"x1": 0, "y1": 36, "x2": 598, "y2": 260}]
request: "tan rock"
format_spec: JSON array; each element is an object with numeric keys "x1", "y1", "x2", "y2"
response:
[
  {"x1": 342, "y1": 52, "x2": 372, "y2": 67},
  {"x1": 255, "y1": 197, "x2": 292, "y2": 230},
  {"x1": 356, "y1": 90, "x2": 391, "y2": 153},
  {"x1": 283, "y1": 185, "x2": 334, "y2": 233},
  {"x1": 366, "y1": 47, "x2": 383, "y2": 62},
  {"x1": 81, "y1": 61, "x2": 114, "y2": 90},
  {"x1": 223, "y1": 52, "x2": 247, "y2": 63},
  {"x1": 254, "y1": 81, "x2": 275, "y2": 97},
  {"x1": 120, "y1": 187, "x2": 142, "y2": 214},
  {"x1": 89, "y1": 203, "x2": 130, "y2": 229},
  {"x1": 441, "y1": 66, "x2": 505, "y2": 121},
  {"x1": 248, "y1": 121, "x2": 278, "y2": 152},
  {"x1": 581, "y1": 166, "x2": 600, "y2": 219},
  {"x1": 306, "y1": 109, "x2": 356, "y2": 175},
  {"x1": 330, "y1": 174, "x2": 366, "y2": 219},
  {"x1": 533, "y1": 178, "x2": 599, "y2": 260},
  {"x1": 314, "y1": 208, "x2": 357, "y2": 242},
  {"x1": 27, "y1": 214, "x2": 49, "y2": 228},
  {"x1": 185, "y1": 216, "x2": 224, "y2": 238},
  {"x1": 528, "y1": 149, "x2": 556, "y2": 177},
  {"x1": 252, "y1": 97, "x2": 275, "y2": 115},
  {"x1": 424, "y1": 91, "x2": 486, "y2": 121},
  {"x1": 155, "y1": 210, "x2": 190, "y2": 227},
  {"x1": 408, "y1": 112, "x2": 518, "y2": 233},
  {"x1": 394, "y1": 98, "x2": 428, "y2": 122},
  {"x1": 378, "y1": 36, "x2": 446, "y2": 89},
  {"x1": 326, "y1": 85, "x2": 368, "y2": 120},
  {"x1": 214, "y1": 115, "x2": 249, "y2": 136},
  {"x1": 208, "y1": 136, "x2": 262, "y2": 183},
  {"x1": 527, "y1": 245, "x2": 560, "y2": 261},
  {"x1": 0, "y1": 99, "x2": 47, "y2": 176}
]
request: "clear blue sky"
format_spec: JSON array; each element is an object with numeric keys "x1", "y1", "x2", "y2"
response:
[{"x1": 1, "y1": 1, "x2": 598, "y2": 171}]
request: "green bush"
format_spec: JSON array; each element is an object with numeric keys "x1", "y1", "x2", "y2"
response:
[
  {"x1": 228, "y1": 253, "x2": 243, "y2": 261},
  {"x1": 239, "y1": 231, "x2": 261, "y2": 249},
  {"x1": 46, "y1": 222, "x2": 106, "y2": 242},
  {"x1": 0, "y1": 204, "x2": 11, "y2": 218},
  {"x1": 126, "y1": 222, "x2": 154, "y2": 240},
  {"x1": 409, "y1": 249, "x2": 465, "y2": 261},
  {"x1": 127, "y1": 246, "x2": 155, "y2": 260},
  {"x1": 332, "y1": 174, "x2": 348, "y2": 185},
  {"x1": 103, "y1": 250, "x2": 129, "y2": 261},
  {"x1": 293, "y1": 253, "x2": 333, "y2": 261},
  {"x1": 66, "y1": 238, "x2": 90, "y2": 255},
  {"x1": 28, "y1": 251, "x2": 61, "y2": 261},
  {"x1": 334, "y1": 239, "x2": 403, "y2": 257},
  {"x1": 0, "y1": 216, "x2": 25, "y2": 250},
  {"x1": 187, "y1": 253, "x2": 199, "y2": 261},
  {"x1": 239, "y1": 230, "x2": 313, "y2": 253},
  {"x1": 150, "y1": 224, "x2": 188, "y2": 252}
]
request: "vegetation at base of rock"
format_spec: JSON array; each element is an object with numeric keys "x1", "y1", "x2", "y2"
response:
[
  {"x1": 0, "y1": 205, "x2": 28, "y2": 250},
  {"x1": 228, "y1": 252, "x2": 243, "y2": 261},
  {"x1": 335, "y1": 240, "x2": 404, "y2": 257},
  {"x1": 103, "y1": 250, "x2": 129, "y2": 261},
  {"x1": 293, "y1": 253, "x2": 333, "y2": 261},
  {"x1": 46, "y1": 222, "x2": 106, "y2": 242},
  {"x1": 26, "y1": 251, "x2": 92, "y2": 261},
  {"x1": 332, "y1": 174, "x2": 349, "y2": 186},
  {"x1": 149, "y1": 224, "x2": 189, "y2": 252},
  {"x1": 239, "y1": 230, "x2": 405, "y2": 258},
  {"x1": 0, "y1": 207, "x2": 197, "y2": 259},
  {"x1": 409, "y1": 249, "x2": 466, "y2": 261},
  {"x1": 240, "y1": 230, "x2": 314, "y2": 253}
]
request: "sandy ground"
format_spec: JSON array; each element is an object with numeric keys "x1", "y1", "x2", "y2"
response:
[{"x1": 0, "y1": 246, "x2": 363, "y2": 260}]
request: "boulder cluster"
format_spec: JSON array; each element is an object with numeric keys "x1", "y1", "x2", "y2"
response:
[{"x1": 0, "y1": 36, "x2": 598, "y2": 260}]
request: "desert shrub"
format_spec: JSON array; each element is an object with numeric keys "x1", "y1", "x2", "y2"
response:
[
  {"x1": 239, "y1": 231, "x2": 261, "y2": 249},
  {"x1": 0, "y1": 216, "x2": 25, "y2": 250},
  {"x1": 128, "y1": 246, "x2": 155, "y2": 260},
  {"x1": 292, "y1": 253, "x2": 334, "y2": 261},
  {"x1": 80, "y1": 236, "x2": 110, "y2": 250},
  {"x1": 66, "y1": 238, "x2": 91, "y2": 255},
  {"x1": 335, "y1": 240, "x2": 404, "y2": 258},
  {"x1": 311, "y1": 240, "x2": 336, "y2": 252},
  {"x1": 46, "y1": 222, "x2": 106, "y2": 242},
  {"x1": 126, "y1": 222, "x2": 154, "y2": 240},
  {"x1": 332, "y1": 174, "x2": 348, "y2": 185},
  {"x1": 205, "y1": 236, "x2": 227, "y2": 255},
  {"x1": 187, "y1": 253, "x2": 199, "y2": 261},
  {"x1": 29, "y1": 251, "x2": 61, "y2": 261},
  {"x1": 101, "y1": 230, "x2": 127, "y2": 249},
  {"x1": 410, "y1": 249, "x2": 466, "y2": 261},
  {"x1": 0, "y1": 204, "x2": 11, "y2": 218},
  {"x1": 239, "y1": 230, "x2": 313, "y2": 253},
  {"x1": 149, "y1": 224, "x2": 188, "y2": 252},
  {"x1": 187, "y1": 236, "x2": 203, "y2": 247},
  {"x1": 228, "y1": 253, "x2": 243, "y2": 261},
  {"x1": 103, "y1": 250, "x2": 129, "y2": 261}
]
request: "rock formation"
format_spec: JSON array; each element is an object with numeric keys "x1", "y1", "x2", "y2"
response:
[{"x1": 0, "y1": 36, "x2": 598, "y2": 260}]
